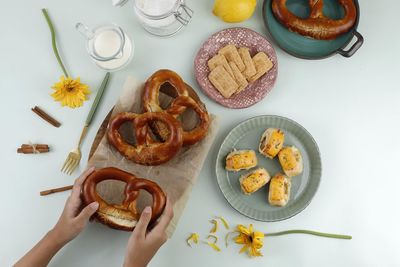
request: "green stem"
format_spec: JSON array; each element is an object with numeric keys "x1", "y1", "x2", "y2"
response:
[
  {"x1": 41, "y1": 8, "x2": 69, "y2": 77},
  {"x1": 266, "y1": 230, "x2": 352, "y2": 240}
]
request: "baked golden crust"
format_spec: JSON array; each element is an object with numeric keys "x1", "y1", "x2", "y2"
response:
[
  {"x1": 278, "y1": 146, "x2": 303, "y2": 177},
  {"x1": 259, "y1": 128, "x2": 285, "y2": 159},
  {"x1": 239, "y1": 168, "x2": 270, "y2": 195},
  {"x1": 218, "y1": 44, "x2": 246, "y2": 72},
  {"x1": 208, "y1": 54, "x2": 234, "y2": 78},
  {"x1": 229, "y1": 61, "x2": 248, "y2": 93},
  {"x1": 107, "y1": 112, "x2": 183, "y2": 165},
  {"x1": 238, "y1": 47, "x2": 257, "y2": 79},
  {"x1": 82, "y1": 167, "x2": 166, "y2": 231},
  {"x1": 225, "y1": 150, "x2": 258, "y2": 171},
  {"x1": 268, "y1": 173, "x2": 291, "y2": 206},
  {"x1": 208, "y1": 65, "x2": 239, "y2": 98},
  {"x1": 271, "y1": 0, "x2": 357, "y2": 40},
  {"x1": 249, "y1": 52, "x2": 273, "y2": 82},
  {"x1": 142, "y1": 69, "x2": 210, "y2": 146}
]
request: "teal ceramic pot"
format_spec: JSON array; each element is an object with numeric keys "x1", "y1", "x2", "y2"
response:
[{"x1": 262, "y1": 0, "x2": 364, "y2": 59}]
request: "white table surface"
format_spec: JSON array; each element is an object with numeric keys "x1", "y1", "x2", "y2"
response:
[{"x1": 1, "y1": 0, "x2": 400, "y2": 266}]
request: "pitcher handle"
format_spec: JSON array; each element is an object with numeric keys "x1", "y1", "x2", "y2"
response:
[{"x1": 76, "y1": 23, "x2": 94, "y2": 39}]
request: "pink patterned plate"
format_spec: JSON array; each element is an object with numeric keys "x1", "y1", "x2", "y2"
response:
[{"x1": 194, "y1": 27, "x2": 278, "y2": 109}]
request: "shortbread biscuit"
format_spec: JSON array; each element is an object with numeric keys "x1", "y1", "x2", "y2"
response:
[
  {"x1": 208, "y1": 65, "x2": 238, "y2": 98},
  {"x1": 229, "y1": 62, "x2": 248, "y2": 94},
  {"x1": 218, "y1": 44, "x2": 245, "y2": 72},
  {"x1": 249, "y1": 52, "x2": 273, "y2": 82},
  {"x1": 207, "y1": 54, "x2": 234, "y2": 78},
  {"x1": 238, "y1": 47, "x2": 257, "y2": 80}
]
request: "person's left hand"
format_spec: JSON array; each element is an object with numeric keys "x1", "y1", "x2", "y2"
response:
[{"x1": 51, "y1": 167, "x2": 99, "y2": 245}]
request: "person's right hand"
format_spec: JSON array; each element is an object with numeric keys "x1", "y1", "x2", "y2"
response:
[{"x1": 123, "y1": 198, "x2": 174, "y2": 267}]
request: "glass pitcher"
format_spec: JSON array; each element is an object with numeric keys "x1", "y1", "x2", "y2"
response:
[
  {"x1": 133, "y1": 0, "x2": 193, "y2": 37},
  {"x1": 76, "y1": 23, "x2": 134, "y2": 71}
]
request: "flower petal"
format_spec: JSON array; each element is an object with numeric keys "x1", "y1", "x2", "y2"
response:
[{"x1": 186, "y1": 233, "x2": 199, "y2": 247}]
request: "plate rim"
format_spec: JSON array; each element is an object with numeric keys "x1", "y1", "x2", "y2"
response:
[
  {"x1": 194, "y1": 26, "x2": 278, "y2": 109},
  {"x1": 215, "y1": 115, "x2": 322, "y2": 222}
]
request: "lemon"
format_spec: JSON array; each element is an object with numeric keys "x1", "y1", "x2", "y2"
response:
[{"x1": 213, "y1": 0, "x2": 257, "y2": 23}]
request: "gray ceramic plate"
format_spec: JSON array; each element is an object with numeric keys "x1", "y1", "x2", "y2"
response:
[{"x1": 216, "y1": 115, "x2": 321, "y2": 221}]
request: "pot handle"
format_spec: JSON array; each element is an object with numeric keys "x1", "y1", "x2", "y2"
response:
[{"x1": 337, "y1": 31, "x2": 364, "y2": 58}]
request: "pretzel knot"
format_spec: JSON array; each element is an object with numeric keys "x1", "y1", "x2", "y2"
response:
[
  {"x1": 272, "y1": 0, "x2": 357, "y2": 40},
  {"x1": 82, "y1": 167, "x2": 166, "y2": 231},
  {"x1": 143, "y1": 69, "x2": 210, "y2": 146},
  {"x1": 107, "y1": 111, "x2": 183, "y2": 165}
]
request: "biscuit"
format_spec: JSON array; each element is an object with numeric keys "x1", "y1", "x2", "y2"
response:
[
  {"x1": 218, "y1": 44, "x2": 246, "y2": 72},
  {"x1": 208, "y1": 65, "x2": 238, "y2": 98},
  {"x1": 249, "y1": 52, "x2": 273, "y2": 82},
  {"x1": 207, "y1": 54, "x2": 234, "y2": 78},
  {"x1": 229, "y1": 62, "x2": 248, "y2": 94},
  {"x1": 238, "y1": 47, "x2": 257, "y2": 80}
]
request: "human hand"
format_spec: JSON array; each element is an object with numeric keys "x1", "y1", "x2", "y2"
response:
[
  {"x1": 123, "y1": 198, "x2": 174, "y2": 267},
  {"x1": 51, "y1": 167, "x2": 99, "y2": 245}
]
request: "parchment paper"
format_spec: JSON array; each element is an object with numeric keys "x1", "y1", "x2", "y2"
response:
[{"x1": 88, "y1": 76, "x2": 219, "y2": 236}]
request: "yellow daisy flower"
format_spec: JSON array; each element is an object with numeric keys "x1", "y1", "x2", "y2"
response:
[
  {"x1": 51, "y1": 76, "x2": 90, "y2": 108},
  {"x1": 234, "y1": 224, "x2": 265, "y2": 257}
]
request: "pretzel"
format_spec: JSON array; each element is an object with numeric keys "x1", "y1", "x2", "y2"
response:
[
  {"x1": 82, "y1": 167, "x2": 166, "y2": 231},
  {"x1": 272, "y1": 0, "x2": 357, "y2": 40},
  {"x1": 142, "y1": 69, "x2": 210, "y2": 146},
  {"x1": 107, "y1": 111, "x2": 183, "y2": 165},
  {"x1": 167, "y1": 96, "x2": 210, "y2": 146}
]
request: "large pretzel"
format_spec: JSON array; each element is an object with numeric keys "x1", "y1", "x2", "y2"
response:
[
  {"x1": 142, "y1": 69, "x2": 210, "y2": 146},
  {"x1": 107, "y1": 111, "x2": 183, "y2": 165},
  {"x1": 272, "y1": 0, "x2": 357, "y2": 40},
  {"x1": 82, "y1": 167, "x2": 166, "y2": 231}
]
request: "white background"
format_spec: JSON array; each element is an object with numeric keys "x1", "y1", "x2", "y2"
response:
[{"x1": 1, "y1": 0, "x2": 399, "y2": 266}]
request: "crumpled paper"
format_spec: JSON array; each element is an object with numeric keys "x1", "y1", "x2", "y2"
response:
[{"x1": 88, "y1": 76, "x2": 219, "y2": 236}]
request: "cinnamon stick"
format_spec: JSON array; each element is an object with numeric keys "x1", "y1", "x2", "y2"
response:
[
  {"x1": 17, "y1": 143, "x2": 50, "y2": 154},
  {"x1": 40, "y1": 185, "x2": 73, "y2": 196},
  {"x1": 21, "y1": 144, "x2": 49, "y2": 149},
  {"x1": 17, "y1": 147, "x2": 50, "y2": 154},
  {"x1": 31, "y1": 106, "x2": 61, "y2": 127}
]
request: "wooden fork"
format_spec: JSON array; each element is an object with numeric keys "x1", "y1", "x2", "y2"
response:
[{"x1": 61, "y1": 72, "x2": 110, "y2": 175}]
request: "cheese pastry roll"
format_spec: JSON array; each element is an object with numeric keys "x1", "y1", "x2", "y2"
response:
[
  {"x1": 226, "y1": 150, "x2": 257, "y2": 171},
  {"x1": 268, "y1": 173, "x2": 291, "y2": 207},
  {"x1": 278, "y1": 146, "x2": 303, "y2": 177},
  {"x1": 259, "y1": 128, "x2": 284, "y2": 159},
  {"x1": 239, "y1": 168, "x2": 270, "y2": 195}
]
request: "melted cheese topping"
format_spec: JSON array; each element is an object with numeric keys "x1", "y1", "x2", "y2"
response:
[
  {"x1": 226, "y1": 150, "x2": 257, "y2": 171},
  {"x1": 260, "y1": 128, "x2": 284, "y2": 158},
  {"x1": 268, "y1": 173, "x2": 290, "y2": 206},
  {"x1": 278, "y1": 146, "x2": 300, "y2": 171},
  {"x1": 240, "y1": 168, "x2": 270, "y2": 194}
]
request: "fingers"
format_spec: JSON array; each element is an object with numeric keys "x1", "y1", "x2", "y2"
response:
[
  {"x1": 132, "y1": 206, "x2": 152, "y2": 238},
  {"x1": 70, "y1": 166, "x2": 95, "y2": 199},
  {"x1": 76, "y1": 201, "x2": 99, "y2": 223},
  {"x1": 152, "y1": 197, "x2": 174, "y2": 233}
]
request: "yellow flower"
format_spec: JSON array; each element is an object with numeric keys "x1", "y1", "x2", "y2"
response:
[
  {"x1": 234, "y1": 224, "x2": 265, "y2": 257},
  {"x1": 186, "y1": 233, "x2": 199, "y2": 247},
  {"x1": 51, "y1": 76, "x2": 90, "y2": 108}
]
